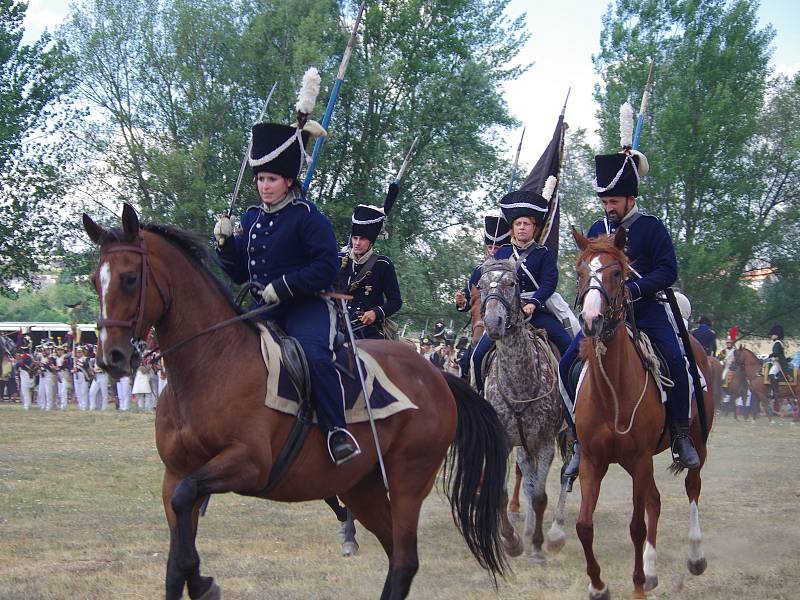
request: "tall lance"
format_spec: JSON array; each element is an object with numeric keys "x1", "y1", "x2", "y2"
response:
[
  {"x1": 626, "y1": 63, "x2": 709, "y2": 442},
  {"x1": 507, "y1": 127, "x2": 526, "y2": 193},
  {"x1": 384, "y1": 135, "x2": 419, "y2": 210},
  {"x1": 218, "y1": 81, "x2": 278, "y2": 247},
  {"x1": 631, "y1": 63, "x2": 653, "y2": 151},
  {"x1": 303, "y1": 1, "x2": 366, "y2": 192}
]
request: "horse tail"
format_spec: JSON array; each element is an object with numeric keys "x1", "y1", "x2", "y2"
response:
[{"x1": 441, "y1": 372, "x2": 509, "y2": 581}]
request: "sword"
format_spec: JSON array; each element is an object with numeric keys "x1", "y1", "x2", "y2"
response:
[
  {"x1": 338, "y1": 297, "x2": 389, "y2": 490},
  {"x1": 221, "y1": 81, "x2": 278, "y2": 236}
]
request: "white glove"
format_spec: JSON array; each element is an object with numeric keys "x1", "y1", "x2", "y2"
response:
[
  {"x1": 213, "y1": 216, "x2": 233, "y2": 245},
  {"x1": 261, "y1": 283, "x2": 279, "y2": 307}
]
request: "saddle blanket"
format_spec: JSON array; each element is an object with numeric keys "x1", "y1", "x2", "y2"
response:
[
  {"x1": 257, "y1": 324, "x2": 418, "y2": 423},
  {"x1": 762, "y1": 366, "x2": 797, "y2": 386},
  {"x1": 573, "y1": 328, "x2": 707, "y2": 409}
]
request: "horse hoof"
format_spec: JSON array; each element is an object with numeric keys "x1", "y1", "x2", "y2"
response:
[
  {"x1": 587, "y1": 583, "x2": 609, "y2": 600},
  {"x1": 528, "y1": 551, "x2": 546, "y2": 566},
  {"x1": 195, "y1": 580, "x2": 221, "y2": 600},
  {"x1": 507, "y1": 510, "x2": 522, "y2": 523},
  {"x1": 687, "y1": 556, "x2": 707, "y2": 576},
  {"x1": 644, "y1": 575, "x2": 658, "y2": 592},
  {"x1": 341, "y1": 541, "x2": 359, "y2": 557},
  {"x1": 545, "y1": 530, "x2": 566, "y2": 554},
  {"x1": 502, "y1": 532, "x2": 524, "y2": 557}
]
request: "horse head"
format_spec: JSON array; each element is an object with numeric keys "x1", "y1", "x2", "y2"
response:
[
  {"x1": 477, "y1": 258, "x2": 521, "y2": 340},
  {"x1": 83, "y1": 204, "x2": 169, "y2": 377},
  {"x1": 573, "y1": 226, "x2": 629, "y2": 340}
]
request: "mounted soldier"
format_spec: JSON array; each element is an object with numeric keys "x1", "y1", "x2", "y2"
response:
[
  {"x1": 691, "y1": 315, "x2": 717, "y2": 357},
  {"x1": 469, "y1": 179, "x2": 571, "y2": 393},
  {"x1": 212, "y1": 68, "x2": 359, "y2": 465},
  {"x1": 768, "y1": 324, "x2": 791, "y2": 401},
  {"x1": 559, "y1": 123, "x2": 701, "y2": 479},
  {"x1": 338, "y1": 197, "x2": 402, "y2": 340},
  {"x1": 455, "y1": 214, "x2": 510, "y2": 317}
]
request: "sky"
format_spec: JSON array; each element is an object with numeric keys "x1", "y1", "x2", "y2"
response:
[{"x1": 22, "y1": 0, "x2": 800, "y2": 167}]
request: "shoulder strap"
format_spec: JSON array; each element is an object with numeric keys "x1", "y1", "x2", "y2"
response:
[
  {"x1": 512, "y1": 246, "x2": 539, "y2": 290},
  {"x1": 348, "y1": 253, "x2": 380, "y2": 292}
]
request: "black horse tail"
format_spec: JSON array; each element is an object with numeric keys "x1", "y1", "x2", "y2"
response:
[{"x1": 441, "y1": 372, "x2": 509, "y2": 582}]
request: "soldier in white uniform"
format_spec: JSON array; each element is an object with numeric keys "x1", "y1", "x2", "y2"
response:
[
  {"x1": 116, "y1": 375, "x2": 132, "y2": 411},
  {"x1": 72, "y1": 347, "x2": 91, "y2": 410},
  {"x1": 17, "y1": 352, "x2": 34, "y2": 410},
  {"x1": 88, "y1": 354, "x2": 109, "y2": 411}
]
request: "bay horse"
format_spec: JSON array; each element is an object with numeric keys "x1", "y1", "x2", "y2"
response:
[
  {"x1": 572, "y1": 227, "x2": 714, "y2": 599},
  {"x1": 733, "y1": 347, "x2": 799, "y2": 421},
  {"x1": 82, "y1": 205, "x2": 509, "y2": 600},
  {"x1": 478, "y1": 258, "x2": 569, "y2": 564}
]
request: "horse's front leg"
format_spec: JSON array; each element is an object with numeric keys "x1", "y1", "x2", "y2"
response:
[
  {"x1": 627, "y1": 460, "x2": 655, "y2": 599},
  {"x1": 684, "y1": 465, "x2": 707, "y2": 576},
  {"x1": 167, "y1": 444, "x2": 268, "y2": 599},
  {"x1": 576, "y1": 459, "x2": 609, "y2": 600},
  {"x1": 518, "y1": 443, "x2": 552, "y2": 565}
]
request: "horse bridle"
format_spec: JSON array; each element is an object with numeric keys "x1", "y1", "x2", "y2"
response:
[
  {"x1": 95, "y1": 233, "x2": 169, "y2": 355},
  {"x1": 478, "y1": 263, "x2": 522, "y2": 330},
  {"x1": 575, "y1": 258, "x2": 627, "y2": 340}
]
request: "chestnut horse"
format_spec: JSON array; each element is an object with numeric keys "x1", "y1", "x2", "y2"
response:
[
  {"x1": 733, "y1": 347, "x2": 799, "y2": 421},
  {"x1": 572, "y1": 228, "x2": 714, "y2": 599},
  {"x1": 82, "y1": 205, "x2": 509, "y2": 600}
]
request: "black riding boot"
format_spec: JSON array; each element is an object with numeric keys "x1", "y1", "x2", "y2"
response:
[
  {"x1": 770, "y1": 376, "x2": 780, "y2": 401},
  {"x1": 670, "y1": 420, "x2": 700, "y2": 469},
  {"x1": 328, "y1": 428, "x2": 361, "y2": 465},
  {"x1": 563, "y1": 439, "x2": 580, "y2": 479}
]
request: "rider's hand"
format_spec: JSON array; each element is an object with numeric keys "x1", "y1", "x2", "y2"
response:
[
  {"x1": 522, "y1": 303, "x2": 536, "y2": 316},
  {"x1": 261, "y1": 284, "x2": 279, "y2": 307},
  {"x1": 213, "y1": 215, "x2": 233, "y2": 245},
  {"x1": 455, "y1": 290, "x2": 466, "y2": 309},
  {"x1": 360, "y1": 310, "x2": 377, "y2": 325}
]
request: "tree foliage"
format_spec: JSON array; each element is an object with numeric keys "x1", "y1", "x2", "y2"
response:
[
  {"x1": 0, "y1": 0, "x2": 77, "y2": 295},
  {"x1": 593, "y1": 0, "x2": 799, "y2": 334}
]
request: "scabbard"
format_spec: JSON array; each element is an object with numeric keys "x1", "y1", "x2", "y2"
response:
[{"x1": 664, "y1": 288, "x2": 709, "y2": 442}]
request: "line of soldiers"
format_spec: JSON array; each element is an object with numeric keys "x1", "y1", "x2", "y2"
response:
[{"x1": 7, "y1": 340, "x2": 166, "y2": 412}]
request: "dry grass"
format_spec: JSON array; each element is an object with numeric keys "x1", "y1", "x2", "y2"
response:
[{"x1": 1, "y1": 405, "x2": 798, "y2": 599}]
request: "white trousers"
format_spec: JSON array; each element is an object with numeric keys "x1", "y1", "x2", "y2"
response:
[
  {"x1": 116, "y1": 377, "x2": 131, "y2": 411},
  {"x1": 89, "y1": 373, "x2": 110, "y2": 410},
  {"x1": 74, "y1": 375, "x2": 89, "y2": 410},
  {"x1": 20, "y1": 371, "x2": 33, "y2": 409}
]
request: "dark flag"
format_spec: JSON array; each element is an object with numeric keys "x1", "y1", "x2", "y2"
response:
[{"x1": 519, "y1": 109, "x2": 567, "y2": 257}]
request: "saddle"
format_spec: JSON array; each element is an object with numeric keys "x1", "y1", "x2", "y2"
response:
[{"x1": 763, "y1": 365, "x2": 797, "y2": 385}]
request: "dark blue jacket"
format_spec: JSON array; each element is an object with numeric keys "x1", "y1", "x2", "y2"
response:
[
  {"x1": 494, "y1": 242, "x2": 559, "y2": 310},
  {"x1": 337, "y1": 252, "x2": 402, "y2": 336},
  {"x1": 217, "y1": 198, "x2": 338, "y2": 310},
  {"x1": 588, "y1": 211, "x2": 677, "y2": 316},
  {"x1": 691, "y1": 324, "x2": 717, "y2": 356}
]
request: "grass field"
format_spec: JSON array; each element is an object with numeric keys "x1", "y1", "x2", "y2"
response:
[{"x1": 1, "y1": 404, "x2": 798, "y2": 599}]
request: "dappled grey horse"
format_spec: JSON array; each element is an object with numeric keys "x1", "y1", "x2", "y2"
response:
[{"x1": 478, "y1": 258, "x2": 567, "y2": 564}]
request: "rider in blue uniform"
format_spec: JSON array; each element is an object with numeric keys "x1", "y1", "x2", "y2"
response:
[
  {"x1": 559, "y1": 141, "x2": 700, "y2": 478},
  {"x1": 454, "y1": 214, "x2": 509, "y2": 389},
  {"x1": 213, "y1": 113, "x2": 360, "y2": 465},
  {"x1": 338, "y1": 200, "x2": 402, "y2": 340},
  {"x1": 469, "y1": 186, "x2": 571, "y2": 392}
]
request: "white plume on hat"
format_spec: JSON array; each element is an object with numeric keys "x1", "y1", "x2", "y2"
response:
[
  {"x1": 630, "y1": 149, "x2": 649, "y2": 176},
  {"x1": 541, "y1": 175, "x2": 557, "y2": 201},
  {"x1": 295, "y1": 67, "x2": 321, "y2": 115},
  {"x1": 619, "y1": 101, "x2": 634, "y2": 148}
]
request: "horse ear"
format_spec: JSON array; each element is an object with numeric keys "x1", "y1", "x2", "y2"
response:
[
  {"x1": 572, "y1": 226, "x2": 588, "y2": 251},
  {"x1": 614, "y1": 226, "x2": 627, "y2": 249},
  {"x1": 121, "y1": 203, "x2": 140, "y2": 237},
  {"x1": 82, "y1": 213, "x2": 105, "y2": 244}
]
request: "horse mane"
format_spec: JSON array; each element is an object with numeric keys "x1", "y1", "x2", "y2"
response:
[
  {"x1": 576, "y1": 234, "x2": 630, "y2": 275},
  {"x1": 98, "y1": 223, "x2": 246, "y2": 318}
]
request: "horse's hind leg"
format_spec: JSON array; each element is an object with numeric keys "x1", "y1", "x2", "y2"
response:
[
  {"x1": 340, "y1": 509, "x2": 359, "y2": 557},
  {"x1": 507, "y1": 459, "x2": 523, "y2": 522}
]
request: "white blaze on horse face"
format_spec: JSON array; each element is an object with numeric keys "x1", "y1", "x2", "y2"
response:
[
  {"x1": 581, "y1": 256, "x2": 605, "y2": 323},
  {"x1": 98, "y1": 261, "x2": 111, "y2": 351}
]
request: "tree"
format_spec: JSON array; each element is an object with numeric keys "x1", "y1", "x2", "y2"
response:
[
  {"x1": 593, "y1": 0, "x2": 776, "y2": 326},
  {"x1": 0, "y1": 0, "x2": 77, "y2": 295}
]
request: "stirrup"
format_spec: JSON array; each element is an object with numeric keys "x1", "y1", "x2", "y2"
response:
[{"x1": 327, "y1": 427, "x2": 362, "y2": 466}]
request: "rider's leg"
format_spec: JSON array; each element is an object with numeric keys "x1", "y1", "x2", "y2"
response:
[
  {"x1": 470, "y1": 333, "x2": 494, "y2": 394},
  {"x1": 644, "y1": 315, "x2": 700, "y2": 469},
  {"x1": 283, "y1": 298, "x2": 360, "y2": 465},
  {"x1": 530, "y1": 310, "x2": 571, "y2": 356},
  {"x1": 558, "y1": 332, "x2": 584, "y2": 479}
]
